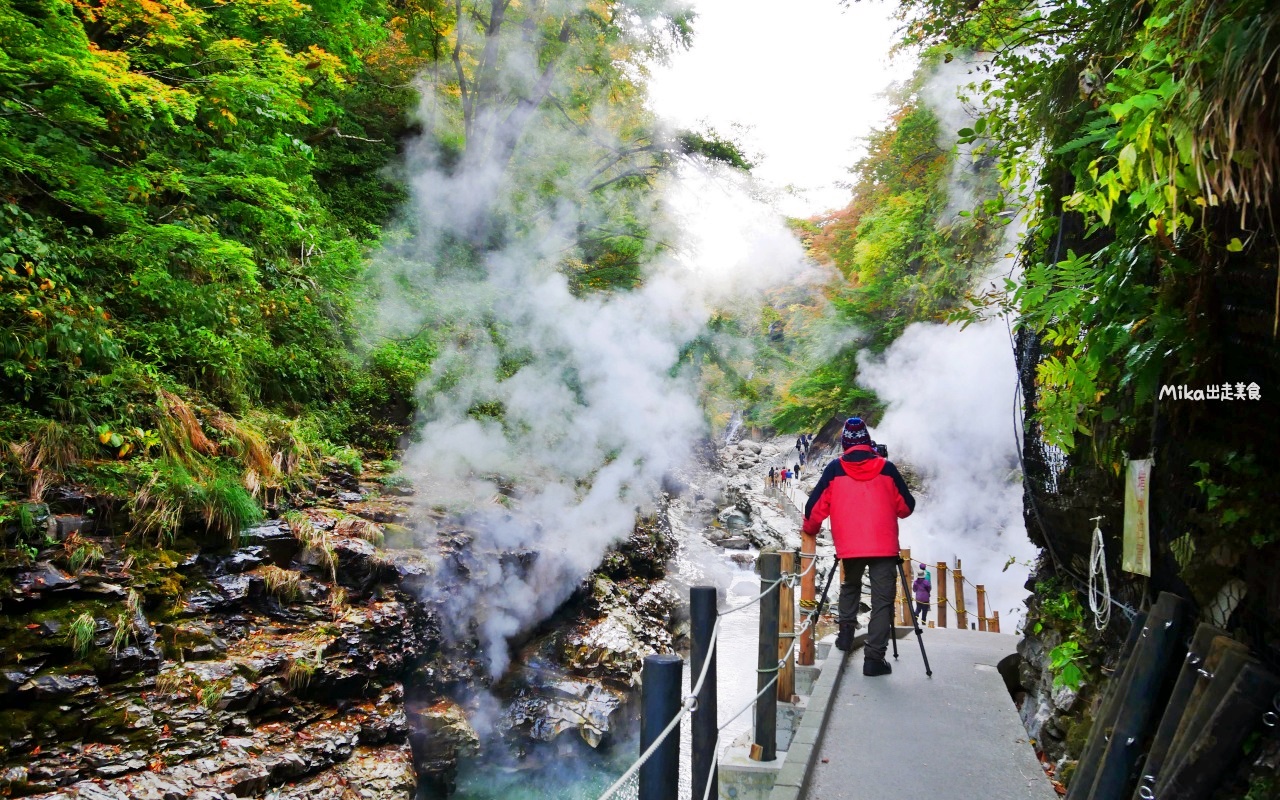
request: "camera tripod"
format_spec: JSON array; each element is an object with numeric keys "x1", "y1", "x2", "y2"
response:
[{"x1": 889, "y1": 556, "x2": 933, "y2": 677}]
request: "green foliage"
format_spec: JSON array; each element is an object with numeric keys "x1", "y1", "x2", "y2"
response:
[
  {"x1": 895, "y1": 0, "x2": 1280, "y2": 466},
  {"x1": 1049, "y1": 640, "x2": 1087, "y2": 690},
  {"x1": 1190, "y1": 450, "x2": 1275, "y2": 546},
  {"x1": 678, "y1": 129, "x2": 756, "y2": 171},
  {"x1": 770, "y1": 55, "x2": 1007, "y2": 428},
  {"x1": 1036, "y1": 579, "x2": 1086, "y2": 627}
]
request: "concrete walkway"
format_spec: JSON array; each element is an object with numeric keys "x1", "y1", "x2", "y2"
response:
[{"x1": 805, "y1": 628, "x2": 1057, "y2": 800}]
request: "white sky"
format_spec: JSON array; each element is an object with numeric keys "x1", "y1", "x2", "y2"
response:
[{"x1": 648, "y1": 0, "x2": 917, "y2": 218}]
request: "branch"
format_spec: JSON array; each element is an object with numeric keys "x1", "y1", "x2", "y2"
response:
[{"x1": 306, "y1": 126, "x2": 384, "y2": 144}]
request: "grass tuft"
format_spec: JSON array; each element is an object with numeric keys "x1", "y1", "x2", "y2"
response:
[
  {"x1": 68, "y1": 612, "x2": 97, "y2": 658},
  {"x1": 260, "y1": 564, "x2": 303, "y2": 601}
]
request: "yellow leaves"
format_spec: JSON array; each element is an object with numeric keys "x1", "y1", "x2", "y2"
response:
[
  {"x1": 99, "y1": 430, "x2": 114, "y2": 445},
  {"x1": 38, "y1": 278, "x2": 55, "y2": 291},
  {"x1": 26, "y1": 309, "x2": 43, "y2": 320}
]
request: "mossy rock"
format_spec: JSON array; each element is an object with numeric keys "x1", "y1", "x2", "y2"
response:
[
  {"x1": 1064, "y1": 715, "x2": 1092, "y2": 757},
  {"x1": 1059, "y1": 761, "x2": 1077, "y2": 788},
  {"x1": 0, "y1": 709, "x2": 35, "y2": 749}
]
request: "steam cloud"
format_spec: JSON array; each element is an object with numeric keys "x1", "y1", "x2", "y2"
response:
[
  {"x1": 371, "y1": 64, "x2": 813, "y2": 674},
  {"x1": 855, "y1": 57, "x2": 1035, "y2": 628}
]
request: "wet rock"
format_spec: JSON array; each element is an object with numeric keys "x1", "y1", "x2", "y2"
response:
[
  {"x1": 213, "y1": 573, "x2": 252, "y2": 602},
  {"x1": 14, "y1": 562, "x2": 78, "y2": 597},
  {"x1": 277, "y1": 744, "x2": 416, "y2": 800},
  {"x1": 332, "y1": 536, "x2": 390, "y2": 591},
  {"x1": 0, "y1": 666, "x2": 36, "y2": 699},
  {"x1": 54, "y1": 514, "x2": 93, "y2": 539},
  {"x1": 238, "y1": 521, "x2": 301, "y2": 566},
  {"x1": 561, "y1": 576, "x2": 677, "y2": 687},
  {"x1": 409, "y1": 699, "x2": 479, "y2": 788},
  {"x1": 502, "y1": 678, "x2": 625, "y2": 748},
  {"x1": 18, "y1": 671, "x2": 99, "y2": 701},
  {"x1": 337, "y1": 491, "x2": 364, "y2": 504},
  {"x1": 206, "y1": 547, "x2": 268, "y2": 575},
  {"x1": 102, "y1": 643, "x2": 163, "y2": 679}
]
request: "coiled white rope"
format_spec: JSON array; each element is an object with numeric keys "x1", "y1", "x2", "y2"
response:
[{"x1": 1088, "y1": 515, "x2": 1111, "y2": 631}]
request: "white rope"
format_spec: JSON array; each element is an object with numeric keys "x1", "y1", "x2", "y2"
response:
[
  {"x1": 1088, "y1": 515, "x2": 1111, "y2": 631},
  {"x1": 796, "y1": 551, "x2": 818, "y2": 578},
  {"x1": 597, "y1": 556, "x2": 830, "y2": 800},
  {"x1": 698, "y1": 731, "x2": 721, "y2": 800},
  {"x1": 596, "y1": 694, "x2": 692, "y2": 800},
  {"x1": 719, "y1": 575, "x2": 785, "y2": 615},
  {"x1": 718, "y1": 671, "x2": 780, "y2": 732},
  {"x1": 689, "y1": 617, "x2": 721, "y2": 700}
]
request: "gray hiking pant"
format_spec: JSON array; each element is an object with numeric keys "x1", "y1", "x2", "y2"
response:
[{"x1": 838, "y1": 556, "x2": 897, "y2": 661}]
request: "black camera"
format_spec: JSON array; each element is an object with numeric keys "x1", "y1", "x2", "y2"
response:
[{"x1": 874, "y1": 443, "x2": 888, "y2": 458}]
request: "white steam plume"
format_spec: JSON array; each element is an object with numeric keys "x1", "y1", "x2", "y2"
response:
[
  {"x1": 373, "y1": 83, "x2": 813, "y2": 674},
  {"x1": 855, "y1": 59, "x2": 1035, "y2": 629}
]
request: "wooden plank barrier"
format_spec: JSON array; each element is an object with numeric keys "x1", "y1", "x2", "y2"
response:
[
  {"x1": 1132, "y1": 623, "x2": 1227, "y2": 799},
  {"x1": 1083, "y1": 592, "x2": 1186, "y2": 800}
]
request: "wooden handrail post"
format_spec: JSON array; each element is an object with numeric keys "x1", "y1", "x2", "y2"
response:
[
  {"x1": 777, "y1": 551, "x2": 796, "y2": 702},
  {"x1": 900, "y1": 548, "x2": 912, "y2": 625},
  {"x1": 991, "y1": 610, "x2": 1001, "y2": 633},
  {"x1": 936, "y1": 561, "x2": 948, "y2": 628},
  {"x1": 954, "y1": 567, "x2": 968, "y2": 630},
  {"x1": 977, "y1": 585, "x2": 988, "y2": 632},
  {"x1": 798, "y1": 532, "x2": 816, "y2": 666}
]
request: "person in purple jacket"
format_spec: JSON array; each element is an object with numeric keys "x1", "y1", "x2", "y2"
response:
[{"x1": 912, "y1": 564, "x2": 932, "y2": 627}]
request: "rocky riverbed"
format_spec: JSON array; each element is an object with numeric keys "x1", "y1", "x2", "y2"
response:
[{"x1": 0, "y1": 434, "x2": 845, "y2": 800}]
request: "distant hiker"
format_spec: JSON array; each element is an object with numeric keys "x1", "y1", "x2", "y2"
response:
[
  {"x1": 913, "y1": 564, "x2": 932, "y2": 627},
  {"x1": 794, "y1": 461, "x2": 801, "y2": 479},
  {"x1": 795, "y1": 437, "x2": 803, "y2": 455},
  {"x1": 799, "y1": 450, "x2": 806, "y2": 466},
  {"x1": 781, "y1": 467, "x2": 789, "y2": 483},
  {"x1": 768, "y1": 466, "x2": 776, "y2": 490},
  {"x1": 801, "y1": 416, "x2": 916, "y2": 677}
]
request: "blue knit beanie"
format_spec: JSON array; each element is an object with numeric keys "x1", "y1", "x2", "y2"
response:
[{"x1": 842, "y1": 417, "x2": 872, "y2": 450}]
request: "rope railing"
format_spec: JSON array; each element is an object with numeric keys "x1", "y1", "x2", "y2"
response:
[{"x1": 594, "y1": 555, "x2": 832, "y2": 800}]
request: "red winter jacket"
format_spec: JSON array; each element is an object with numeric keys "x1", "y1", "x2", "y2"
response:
[{"x1": 801, "y1": 445, "x2": 916, "y2": 558}]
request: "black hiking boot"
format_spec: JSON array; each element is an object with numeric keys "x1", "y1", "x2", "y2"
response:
[
  {"x1": 863, "y1": 657, "x2": 892, "y2": 676},
  {"x1": 835, "y1": 622, "x2": 856, "y2": 652}
]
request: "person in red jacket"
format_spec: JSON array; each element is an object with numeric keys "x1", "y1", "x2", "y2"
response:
[{"x1": 802, "y1": 417, "x2": 915, "y2": 676}]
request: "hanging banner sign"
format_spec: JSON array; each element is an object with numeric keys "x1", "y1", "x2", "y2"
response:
[{"x1": 1123, "y1": 458, "x2": 1153, "y2": 576}]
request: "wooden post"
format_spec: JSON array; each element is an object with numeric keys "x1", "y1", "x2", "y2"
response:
[
  {"x1": 777, "y1": 551, "x2": 796, "y2": 702},
  {"x1": 977, "y1": 585, "x2": 987, "y2": 632},
  {"x1": 953, "y1": 567, "x2": 967, "y2": 630},
  {"x1": 798, "y1": 533, "x2": 816, "y2": 667},
  {"x1": 935, "y1": 562, "x2": 947, "y2": 628},
  {"x1": 901, "y1": 548, "x2": 912, "y2": 625},
  {"x1": 991, "y1": 610, "x2": 1000, "y2": 633}
]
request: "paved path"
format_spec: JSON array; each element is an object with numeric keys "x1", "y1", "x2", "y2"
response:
[{"x1": 805, "y1": 627, "x2": 1057, "y2": 800}]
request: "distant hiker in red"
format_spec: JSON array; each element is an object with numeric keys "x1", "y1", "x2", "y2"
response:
[
  {"x1": 913, "y1": 564, "x2": 931, "y2": 627},
  {"x1": 801, "y1": 416, "x2": 915, "y2": 676}
]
